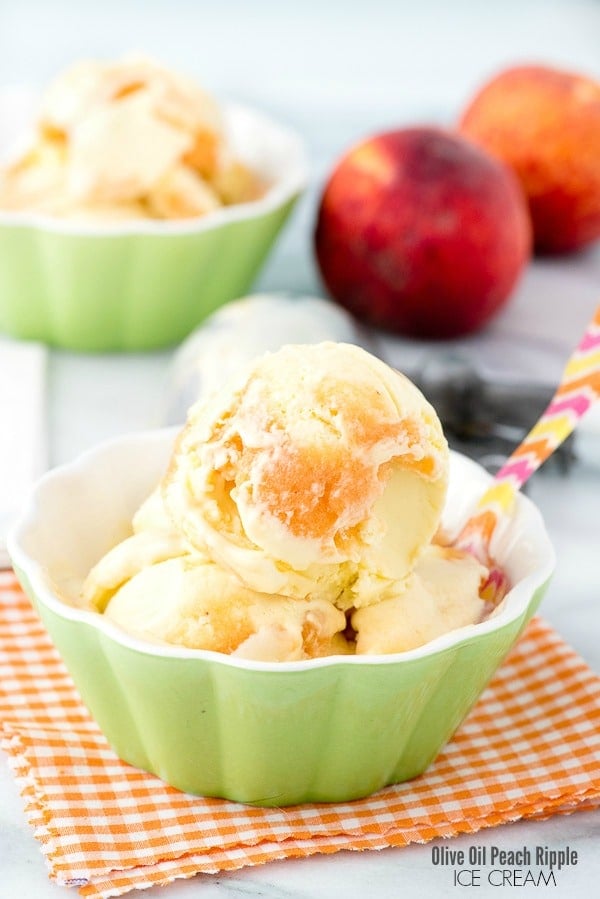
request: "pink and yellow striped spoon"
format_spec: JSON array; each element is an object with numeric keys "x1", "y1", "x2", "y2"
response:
[{"x1": 452, "y1": 303, "x2": 600, "y2": 604}]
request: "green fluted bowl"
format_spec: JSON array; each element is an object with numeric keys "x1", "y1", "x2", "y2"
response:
[
  {"x1": 8, "y1": 430, "x2": 554, "y2": 806},
  {"x1": 0, "y1": 98, "x2": 307, "y2": 351}
]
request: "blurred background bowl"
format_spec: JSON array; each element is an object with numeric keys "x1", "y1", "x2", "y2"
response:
[
  {"x1": 8, "y1": 429, "x2": 554, "y2": 806},
  {"x1": 0, "y1": 96, "x2": 308, "y2": 351}
]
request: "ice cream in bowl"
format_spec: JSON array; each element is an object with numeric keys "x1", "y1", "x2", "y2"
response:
[
  {"x1": 8, "y1": 343, "x2": 554, "y2": 805},
  {"x1": 0, "y1": 55, "x2": 307, "y2": 349}
]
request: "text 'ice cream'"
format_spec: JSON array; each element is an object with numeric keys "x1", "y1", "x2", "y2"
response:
[{"x1": 81, "y1": 343, "x2": 492, "y2": 660}]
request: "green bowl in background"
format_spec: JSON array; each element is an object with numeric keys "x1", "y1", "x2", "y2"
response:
[
  {"x1": 9, "y1": 430, "x2": 554, "y2": 806},
  {"x1": 0, "y1": 101, "x2": 307, "y2": 351}
]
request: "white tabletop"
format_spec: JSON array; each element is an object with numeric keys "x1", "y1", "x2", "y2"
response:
[{"x1": 2, "y1": 0, "x2": 600, "y2": 896}]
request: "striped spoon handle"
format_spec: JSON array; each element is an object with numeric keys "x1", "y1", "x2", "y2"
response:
[{"x1": 455, "y1": 304, "x2": 600, "y2": 582}]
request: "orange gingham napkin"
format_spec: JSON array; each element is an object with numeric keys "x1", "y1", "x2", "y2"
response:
[{"x1": 1, "y1": 571, "x2": 599, "y2": 898}]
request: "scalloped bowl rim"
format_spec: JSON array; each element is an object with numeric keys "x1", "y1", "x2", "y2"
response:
[
  {"x1": 8, "y1": 427, "x2": 555, "y2": 672},
  {"x1": 0, "y1": 98, "x2": 308, "y2": 237}
]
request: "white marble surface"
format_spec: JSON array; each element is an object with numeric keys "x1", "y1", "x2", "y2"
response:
[{"x1": 2, "y1": 0, "x2": 600, "y2": 895}]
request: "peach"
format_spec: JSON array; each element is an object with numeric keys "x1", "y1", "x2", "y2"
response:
[
  {"x1": 314, "y1": 127, "x2": 531, "y2": 339},
  {"x1": 459, "y1": 64, "x2": 600, "y2": 254}
]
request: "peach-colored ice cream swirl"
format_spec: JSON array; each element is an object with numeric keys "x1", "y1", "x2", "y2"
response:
[{"x1": 163, "y1": 342, "x2": 449, "y2": 608}]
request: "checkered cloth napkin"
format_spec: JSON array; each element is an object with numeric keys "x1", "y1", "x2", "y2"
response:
[{"x1": 1, "y1": 572, "x2": 599, "y2": 898}]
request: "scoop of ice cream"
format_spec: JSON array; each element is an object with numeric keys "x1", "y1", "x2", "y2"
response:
[
  {"x1": 163, "y1": 342, "x2": 449, "y2": 607},
  {"x1": 0, "y1": 54, "x2": 264, "y2": 220},
  {"x1": 103, "y1": 556, "x2": 348, "y2": 660},
  {"x1": 82, "y1": 483, "x2": 349, "y2": 661},
  {"x1": 67, "y1": 91, "x2": 192, "y2": 203},
  {"x1": 55, "y1": 55, "x2": 222, "y2": 206},
  {"x1": 81, "y1": 486, "x2": 190, "y2": 613},
  {"x1": 40, "y1": 54, "x2": 222, "y2": 144},
  {"x1": 352, "y1": 544, "x2": 488, "y2": 653}
]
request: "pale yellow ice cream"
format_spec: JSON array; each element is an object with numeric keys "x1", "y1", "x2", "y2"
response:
[
  {"x1": 80, "y1": 342, "x2": 493, "y2": 660},
  {"x1": 104, "y1": 557, "x2": 348, "y2": 661},
  {"x1": 352, "y1": 544, "x2": 488, "y2": 654},
  {"x1": 81, "y1": 487, "x2": 189, "y2": 613},
  {"x1": 83, "y1": 485, "x2": 348, "y2": 661},
  {"x1": 0, "y1": 55, "x2": 265, "y2": 220},
  {"x1": 163, "y1": 342, "x2": 449, "y2": 609}
]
